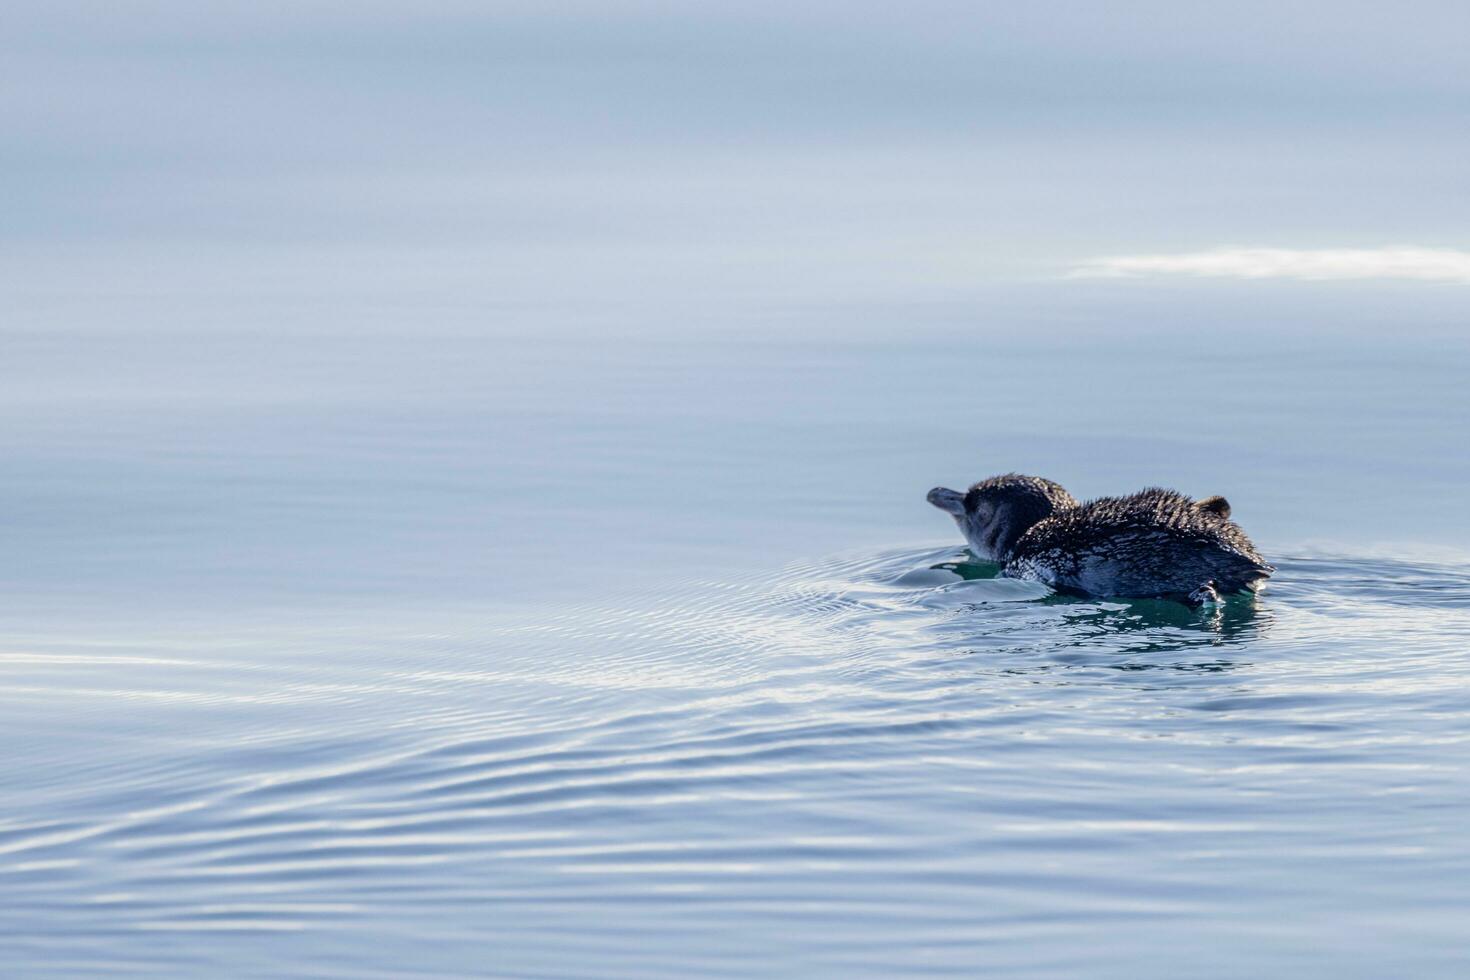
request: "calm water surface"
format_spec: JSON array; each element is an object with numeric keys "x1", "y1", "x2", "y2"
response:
[
  {"x1": 10, "y1": 3, "x2": 1470, "y2": 974},
  {"x1": 2, "y1": 308, "x2": 1469, "y2": 977}
]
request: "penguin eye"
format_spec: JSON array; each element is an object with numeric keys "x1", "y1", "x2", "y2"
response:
[{"x1": 963, "y1": 488, "x2": 985, "y2": 513}]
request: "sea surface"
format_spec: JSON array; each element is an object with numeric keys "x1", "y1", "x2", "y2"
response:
[{"x1": 2, "y1": 302, "x2": 1469, "y2": 977}]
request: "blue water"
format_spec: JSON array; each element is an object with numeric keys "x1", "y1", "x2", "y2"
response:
[
  {"x1": 8, "y1": 3, "x2": 1470, "y2": 975},
  {"x1": 2, "y1": 311, "x2": 1469, "y2": 977}
]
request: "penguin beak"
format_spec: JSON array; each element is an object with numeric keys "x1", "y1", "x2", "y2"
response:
[{"x1": 927, "y1": 487, "x2": 965, "y2": 516}]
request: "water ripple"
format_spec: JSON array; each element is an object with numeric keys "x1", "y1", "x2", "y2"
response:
[{"x1": 3, "y1": 548, "x2": 1470, "y2": 973}]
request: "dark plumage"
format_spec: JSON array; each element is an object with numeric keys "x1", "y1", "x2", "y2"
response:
[
  {"x1": 929, "y1": 473, "x2": 1077, "y2": 559},
  {"x1": 927, "y1": 475, "x2": 1273, "y2": 602}
]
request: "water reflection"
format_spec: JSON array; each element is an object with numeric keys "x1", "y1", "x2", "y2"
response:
[
  {"x1": 1054, "y1": 592, "x2": 1270, "y2": 644},
  {"x1": 931, "y1": 558, "x2": 1002, "y2": 580},
  {"x1": 916, "y1": 552, "x2": 1271, "y2": 660}
]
